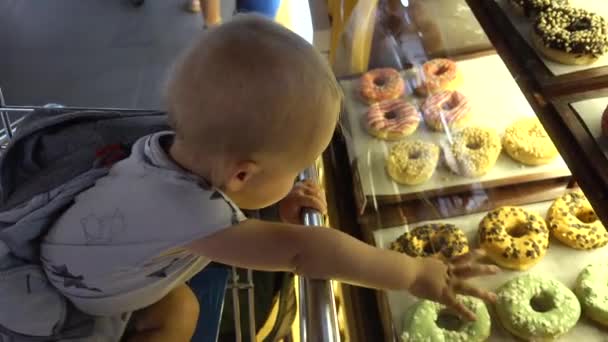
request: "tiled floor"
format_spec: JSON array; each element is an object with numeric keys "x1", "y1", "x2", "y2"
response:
[{"x1": 0, "y1": 0, "x2": 234, "y2": 110}]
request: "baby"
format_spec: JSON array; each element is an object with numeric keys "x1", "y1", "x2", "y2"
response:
[{"x1": 40, "y1": 14, "x2": 497, "y2": 342}]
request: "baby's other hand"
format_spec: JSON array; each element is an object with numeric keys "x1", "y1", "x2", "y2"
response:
[
  {"x1": 279, "y1": 180, "x2": 327, "y2": 224},
  {"x1": 409, "y1": 250, "x2": 499, "y2": 321}
]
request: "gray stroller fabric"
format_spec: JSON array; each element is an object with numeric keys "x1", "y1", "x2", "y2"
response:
[{"x1": 0, "y1": 108, "x2": 168, "y2": 341}]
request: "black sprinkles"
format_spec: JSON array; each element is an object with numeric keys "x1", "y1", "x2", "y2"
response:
[{"x1": 390, "y1": 223, "x2": 469, "y2": 259}]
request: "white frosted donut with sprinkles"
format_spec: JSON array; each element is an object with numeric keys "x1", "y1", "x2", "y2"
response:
[
  {"x1": 365, "y1": 99, "x2": 421, "y2": 140},
  {"x1": 422, "y1": 90, "x2": 471, "y2": 131}
]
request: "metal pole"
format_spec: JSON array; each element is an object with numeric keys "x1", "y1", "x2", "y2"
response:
[
  {"x1": 297, "y1": 167, "x2": 340, "y2": 342},
  {"x1": 231, "y1": 267, "x2": 243, "y2": 342},
  {"x1": 0, "y1": 104, "x2": 156, "y2": 113},
  {"x1": 246, "y1": 269, "x2": 256, "y2": 342},
  {"x1": 0, "y1": 89, "x2": 13, "y2": 139}
]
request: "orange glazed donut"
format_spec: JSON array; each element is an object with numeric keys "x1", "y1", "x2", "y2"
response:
[
  {"x1": 365, "y1": 99, "x2": 421, "y2": 140},
  {"x1": 416, "y1": 58, "x2": 460, "y2": 96},
  {"x1": 359, "y1": 68, "x2": 404, "y2": 104}
]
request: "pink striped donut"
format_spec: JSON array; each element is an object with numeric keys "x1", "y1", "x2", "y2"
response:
[
  {"x1": 422, "y1": 90, "x2": 471, "y2": 131},
  {"x1": 365, "y1": 99, "x2": 420, "y2": 140}
]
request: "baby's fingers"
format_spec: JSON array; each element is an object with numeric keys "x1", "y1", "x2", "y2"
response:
[
  {"x1": 298, "y1": 194, "x2": 327, "y2": 214},
  {"x1": 300, "y1": 180, "x2": 325, "y2": 196},
  {"x1": 452, "y1": 264, "x2": 500, "y2": 279},
  {"x1": 453, "y1": 281, "x2": 497, "y2": 303},
  {"x1": 443, "y1": 292, "x2": 477, "y2": 321},
  {"x1": 450, "y1": 249, "x2": 486, "y2": 264}
]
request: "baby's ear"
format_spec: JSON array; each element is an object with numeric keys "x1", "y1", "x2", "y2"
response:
[{"x1": 224, "y1": 160, "x2": 260, "y2": 192}]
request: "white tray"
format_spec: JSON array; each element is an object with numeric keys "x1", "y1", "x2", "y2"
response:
[
  {"x1": 572, "y1": 97, "x2": 608, "y2": 139},
  {"x1": 373, "y1": 200, "x2": 608, "y2": 341},
  {"x1": 339, "y1": 54, "x2": 570, "y2": 203},
  {"x1": 494, "y1": 0, "x2": 608, "y2": 76}
]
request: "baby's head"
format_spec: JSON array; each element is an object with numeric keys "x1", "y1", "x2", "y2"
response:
[{"x1": 167, "y1": 14, "x2": 342, "y2": 209}]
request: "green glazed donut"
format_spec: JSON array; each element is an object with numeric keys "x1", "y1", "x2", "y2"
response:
[
  {"x1": 401, "y1": 296, "x2": 490, "y2": 342},
  {"x1": 496, "y1": 274, "x2": 580, "y2": 341},
  {"x1": 575, "y1": 263, "x2": 608, "y2": 326}
]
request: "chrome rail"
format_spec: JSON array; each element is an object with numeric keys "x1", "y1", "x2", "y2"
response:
[{"x1": 297, "y1": 167, "x2": 340, "y2": 342}]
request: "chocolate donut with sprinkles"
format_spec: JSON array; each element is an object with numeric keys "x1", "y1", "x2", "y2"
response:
[
  {"x1": 389, "y1": 223, "x2": 469, "y2": 260},
  {"x1": 546, "y1": 190, "x2": 608, "y2": 250},
  {"x1": 478, "y1": 206, "x2": 549, "y2": 270},
  {"x1": 533, "y1": 6, "x2": 608, "y2": 65},
  {"x1": 509, "y1": 0, "x2": 568, "y2": 18}
]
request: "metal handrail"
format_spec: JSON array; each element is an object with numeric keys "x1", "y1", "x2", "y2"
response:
[{"x1": 297, "y1": 167, "x2": 340, "y2": 342}]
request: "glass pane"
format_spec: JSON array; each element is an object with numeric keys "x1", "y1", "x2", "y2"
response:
[{"x1": 328, "y1": 0, "x2": 608, "y2": 341}]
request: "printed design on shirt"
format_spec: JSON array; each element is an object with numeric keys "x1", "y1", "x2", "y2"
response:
[
  {"x1": 48, "y1": 264, "x2": 101, "y2": 292},
  {"x1": 146, "y1": 258, "x2": 180, "y2": 278},
  {"x1": 209, "y1": 190, "x2": 244, "y2": 225},
  {"x1": 81, "y1": 209, "x2": 127, "y2": 244}
]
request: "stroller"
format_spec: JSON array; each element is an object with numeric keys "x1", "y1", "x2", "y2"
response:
[{"x1": 0, "y1": 89, "x2": 308, "y2": 341}]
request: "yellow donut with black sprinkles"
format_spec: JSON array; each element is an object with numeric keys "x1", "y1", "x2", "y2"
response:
[
  {"x1": 479, "y1": 206, "x2": 549, "y2": 270},
  {"x1": 547, "y1": 190, "x2": 608, "y2": 250}
]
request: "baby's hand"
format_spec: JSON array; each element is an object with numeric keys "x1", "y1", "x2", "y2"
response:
[
  {"x1": 279, "y1": 180, "x2": 327, "y2": 224},
  {"x1": 409, "y1": 250, "x2": 499, "y2": 321}
]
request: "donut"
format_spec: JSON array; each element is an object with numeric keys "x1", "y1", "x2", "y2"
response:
[
  {"x1": 478, "y1": 206, "x2": 549, "y2": 270},
  {"x1": 443, "y1": 127, "x2": 501, "y2": 178},
  {"x1": 386, "y1": 140, "x2": 439, "y2": 185},
  {"x1": 502, "y1": 117, "x2": 559, "y2": 165},
  {"x1": 496, "y1": 274, "x2": 581, "y2": 341},
  {"x1": 401, "y1": 296, "x2": 491, "y2": 342},
  {"x1": 421, "y1": 90, "x2": 471, "y2": 131},
  {"x1": 509, "y1": 0, "x2": 567, "y2": 18},
  {"x1": 575, "y1": 263, "x2": 608, "y2": 326},
  {"x1": 365, "y1": 99, "x2": 420, "y2": 140},
  {"x1": 533, "y1": 7, "x2": 608, "y2": 65},
  {"x1": 389, "y1": 223, "x2": 469, "y2": 260},
  {"x1": 359, "y1": 68, "x2": 405, "y2": 104},
  {"x1": 601, "y1": 105, "x2": 608, "y2": 137},
  {"x1": 415, "y1": 59, "x2": 461, "y2": 97},
  {"x1": 546, "y1": 190, "x2": 608, "y2": 250}
]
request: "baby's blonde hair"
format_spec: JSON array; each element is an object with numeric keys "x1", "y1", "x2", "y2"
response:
[{"x1": 166, "y1": 14, "x2": 342, "y2": 161}]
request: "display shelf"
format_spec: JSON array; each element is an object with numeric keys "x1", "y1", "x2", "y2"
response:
[
  {"x1": 339, "y1": 54, "x2": 570, "y2": 211},
  {"x1": 373, "y1": 200, "x2": 608, "y2": 341},
  {"x1": 323, "y1": 1, "x2": 608, "y2": 341},
  {"x1": 494, "y1": 0, "x2": 608, "y2": 76},
  {"x1": 358, "y1": 177, "x2": 570, "y2": 230},
  {"x1": 466, "y1": 0, "x2": 608, "y2": 97},
  {"x1": 406, "y1": 0, "x2": 494, "y2": 59}
]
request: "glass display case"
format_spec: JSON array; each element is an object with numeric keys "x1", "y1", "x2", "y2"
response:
[{"x1": 320, "y1": 0, "x2": 608, "y2": 341}]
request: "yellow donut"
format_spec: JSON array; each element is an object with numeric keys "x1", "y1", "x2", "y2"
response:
[
  {"x1": 479, "y1": 206, "x2": 549, "y2": 270},
  {"x1": 386, "y1": 140, "x2": 439, "y2": 185},
  {"x1": 502, "y1": 118, "x2": 559, "y2": 165},
  {"x1": 547, "y1": 190, "x2": 608, "y2": 250},
  {"x1": 390, "y1": 223, "x2": 469, "y2": 260},
  {"x1": 443, "y1": 127, "x2": 501, "y2": 178}
]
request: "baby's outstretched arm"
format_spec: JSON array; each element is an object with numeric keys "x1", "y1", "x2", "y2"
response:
[{"x1": 186, "y1": 220, "x2": 498, "y2": 320}]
